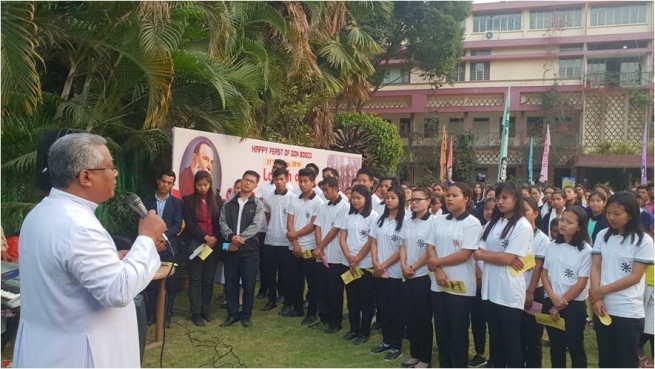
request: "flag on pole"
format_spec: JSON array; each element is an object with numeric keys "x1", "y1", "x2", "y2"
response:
[
  {"x1": 447, "y1": 136, "x2": 454, "y2": 181},
  {"x1": 498, "y1": 87, "x2": 511, "y2": 182},
  {"x1": 539, "y1": 124, "x2": 551, "y2": 183},
  {"x1": 440, "y1": 124, "x2": 447, "y2": 181},
  {"x1": 528, "y1": 137, "x2": 534, "y2": 184},
  {"x1": 642, "y1": 122, "x2": 648, "y2": 184}
]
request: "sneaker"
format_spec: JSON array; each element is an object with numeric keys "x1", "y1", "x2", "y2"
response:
[
  {"x1": 342, "y1": 331, "x2": 358, "y2": 341},
  {"x1": 370, "y1": 343, "x2": 392, "y2": 354},
  {"x1": 256, "y1": 292, "x2": 267, "y2": 300},
  {"x1": 301, "y1": 315, "x2": 317, "y2": 326},
  {"x1": 352, "y1": 335, "x2": 368, "y2": 346},
  {"x1": 278, "y1": 305, "x2": 292, "y2": 316},
  {"x1": 325, "y1": 325, "x2": 342, "y2": 334},
  {"x1": 468, "y1": 354, "x2": 487, "y2": 368},
  {"x1": 192, "y1": 314, "x2": 205, "y2": 327},
  {"x1": 384, "y1": 349, "x2": 402, "y2": 361}
]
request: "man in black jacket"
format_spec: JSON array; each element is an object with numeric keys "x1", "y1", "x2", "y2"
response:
[
  {"x1": 143, "y1": 170, "x2": 183, "y2": 328},
  {"x1": 219, "y1": 170, "x2": 266, "y2": 327}
]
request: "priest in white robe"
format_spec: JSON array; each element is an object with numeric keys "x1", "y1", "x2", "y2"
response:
[{"x1": 13, "y1": 133, "x2": 166, "y2": 368}]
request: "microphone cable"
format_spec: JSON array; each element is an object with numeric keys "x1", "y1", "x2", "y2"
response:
[{"x1": 159, "y1": 249, "x2": 175, "y2": 368}]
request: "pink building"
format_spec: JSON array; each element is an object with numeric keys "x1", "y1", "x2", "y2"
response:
[{"x1": 364, "y1": 1, "x2": 653, "y2": 188}]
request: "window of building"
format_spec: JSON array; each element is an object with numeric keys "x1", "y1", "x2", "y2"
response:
[
  {"x1": 587, "y1": 40, "x2": 650, "y2": 51},
  {"x1": 471, "y1": 50, "x2": 491, "y2": 56},
  {"x1": 424, "y1": 118, "x2": 440, "y2": 138},
  {"x1": 448, "y1": 118, "x2": 464, "y2": 134},
  {"x1": 470, "y1": 62, "x2": 490, "y2": 81},
  {"x1": 530, "y1": 8, "x2": 582, "y2": 29},
  {"x1": 449, "y1": 62, "x2": 466, "y2": 82},
  {"x1": 590, "y1": 4, "x2": 647, "y2": 26},
  {"x1": 399, "y1": 118, "x2": 411, "y2": 138},
  {"x1": 382, "y1": 68, "x2": 410, "y2": 84},
  {"x1": 498, "y1": 116, "x2": 516, "y2": 138},
  {"x1": 560, "y1": 44, "x2": 583, "y2": 52},
  {"x1": 559, "y1": 58, "x2": 582, "y2": 79},
  {"x1": 473, "y1": 12, "x2": 522, "y2": 32},
  {"x1": 527, "y1": 117, "x2": 544, "y2": 137}
]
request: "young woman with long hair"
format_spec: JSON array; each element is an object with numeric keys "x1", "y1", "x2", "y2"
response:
[
  {"x1": 563, "y1": 186, "x2": 578, "y2": 208},
  {"x1": 585, "y1": 191, "x2": 609, "y2": 244},
  {"x1": 541, "y1": 190, "x2": 566, "y2": 237}
]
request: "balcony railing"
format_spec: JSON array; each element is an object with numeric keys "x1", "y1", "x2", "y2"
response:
[
  {"x1": 406, "y1": 131, "x2": 579, "y2": 149},
  {"x1": 584, "y1": 71, "x2": 653, "y2": 88}
]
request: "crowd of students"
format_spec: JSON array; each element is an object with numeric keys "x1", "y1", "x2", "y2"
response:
[{"x1": 173, "y1": 158, "x2": 654, "y2": 368}]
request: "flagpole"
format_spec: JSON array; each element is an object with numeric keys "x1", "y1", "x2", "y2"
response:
[
  {"x1": 447, "y1": 136, "x2": 454, "y2": 182},
  {"x1": 528, "y1": 137, "x2": 534, "y2": 184},
  {"x1": 498, "y1": 87, "x2": 511, "y2": 182},
  {"x1": 539, "y1": 124, "x2": 551, "y2": 183},
  {"x1": 642, "y1": 121, "x2": 648, "y2": 185}
]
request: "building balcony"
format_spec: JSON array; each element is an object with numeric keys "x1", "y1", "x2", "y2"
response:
[
  {"x1": 584, "y1": 71, "x2": 653, "y2": 88},
  {"x1": 404, "y1": 130, "x2": 580, "y2": 150}
]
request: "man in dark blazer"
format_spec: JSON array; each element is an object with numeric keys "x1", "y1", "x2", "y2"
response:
[{"x1": 143, "y1": 170, "x2": 183, "y2": 328}]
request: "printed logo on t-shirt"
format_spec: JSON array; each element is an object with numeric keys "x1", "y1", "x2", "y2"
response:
[
  {"x1": 501, "y1": 239, "x2": 509, "y2": 249},
  {"x1": 564, "y1": 268, "x2": 574, "y2": 279},
  {"x1": 305, "y1": 211, "x2": 311, "y2": 219},
  {"x1": 453, "y1": 239, "x2": 461, "y2": 248},
  {"x1": 390, "y1": 231, "x2": 400, "y2": 243},
  {"x1": 417, "y1": 239, "x2": 426, "y2": 249},
  {"x1": 359, "y1": 228, "x2": 370, "y2": 240},
  {"x1": 621, "y1": 261, "x2": 633, "y2": 274},
  {"x1": 283, "y1": 208, "x2": 288, "y2": 215}
]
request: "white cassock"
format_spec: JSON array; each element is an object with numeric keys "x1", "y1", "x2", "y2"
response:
[{"x1": 13, "y1": 188, "x2": 161, "y2": 367}]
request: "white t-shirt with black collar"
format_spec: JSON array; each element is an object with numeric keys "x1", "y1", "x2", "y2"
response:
[
  {"x1": 263, "y1": 189, "x2": 293, "y2": 247},
  {"x1": 428, "y1": 212, "x2": 482, "y2": 296},
  {"x1": 258, "y1": 181, "x2": 294, "y2": 232},
  {"x1": 480, "y1": 217, "x2": 534, "y2": 309},
  {"x1": 592, "y1": 229, "x2": 654, "y2": 318},
  {"x1": 288, "y1": 192, "x2": 324, "y2": 250},
  {"x1": 402, "y1": 212, "x2": 434, "y2": 279},
  {"x1": 338, "y1": 210, "x2": 378, "y2": 268},
  {"x1": 314, "y1": 196, "x2": 350, "y2": 264},
  {"x1": 543, "y1": 241, "x2": 593, "y2": 301},
  {"x1": 529, "y1": 229, "x2": 550, "y2": 289},
  {"x1": 370, "y1": 215, "x2": 404, "y2": 279}
]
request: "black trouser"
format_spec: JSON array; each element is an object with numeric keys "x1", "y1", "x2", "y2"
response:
[
  {"x1": 374, "y1": 277, "x2": 404, "y2": 350},
  {"x1": 224, "y1": 251, "x2": 259, "y2": 320},
  {"x1": 257, "y1": 232, "x2": 267, "y2": 294},
  {"x1": 521, "y1": 287, "x2": 545, "y2": 368},
  {"x1": 402, "y1": 275, "x2": 433, "y2": 364},
  {"x1": 542, "y1": 298, "x2": 587, "y2": 368},
  {"x1": 484, "y1": 301, "x2": 523, "y2": 368},
  {"x1": 146, "y1": 279, "x2": 176, "y2": 320},
  {"x1": 345, "y1": 269, "x2": 375, "y2": 337},
  {"x1": 187, "y1": 247, "x2": 220, "y2": 316},
  {"x1": 315, "y1": 262, "x2": 329, "y2": 324},
  {"x1": 470, "y1": 288, "x2": 486, "y2": 356},
  {"x1": 432, "y1": 291, "x2": 474, "y2": 368},
  {"x1": 262, "y1": 244, "x2": 288, "y2": 303},
  {"x1": 594, "y1": 313, "x2": 644, "y2": 368},
  {"x1": 641, "y1": 333, "x2": 654, "y2": 357},
  {"x1": 323, "y1": 264, "x2": 347, "y2": 327},
  {"x1": 282, "y1": 249, "x2": 309, "y2": 314}
]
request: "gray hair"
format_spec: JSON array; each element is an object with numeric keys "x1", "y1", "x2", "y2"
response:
[{"x1": 48, "y1": 133, "x2": 107, "y2": 189}]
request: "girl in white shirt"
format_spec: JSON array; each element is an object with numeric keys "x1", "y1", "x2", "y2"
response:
[
  {"x1": 426, "y1": 183, "x2": 482, "y2": 368},
  {"x1": 541, "y1": 206, "x2": 592, "y2": 368},
  {"x1": 541, "y1": 190, "x2": 565, "y2": 237},
  {"x1": 399, "y1": 187, "x2": 434, "y2": 368},
  {"x1": 590, "y1": 192, "x2": 655, "y2": 368},
  {"x1": 521, "y1": 196, "x2": 551, "y2": 368},
  {"x1": 339, "y1": 185, "x2": 378, "y2": 346},
  {"x1": 473, "y1": 182, "x2": 533, "y2": 368},
  {"x1": 369, "y1": 185, "x2": 406, "y2": 361}
]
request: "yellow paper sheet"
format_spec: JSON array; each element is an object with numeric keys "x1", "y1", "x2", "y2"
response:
[
  {"x1": 341, "y1": 267, "x2": 364, "y2": 284},
  {"x1": 441, "y1": 280, "x2": 468, "y2": 294},
  {"x1": 302, "y1": 249, "x2": 313, "y2": 259},
  {"x1": 598, "y1": 314, "x2": 612, "y2": 326},
  {"x1": 509, "y1": 254, "x2": 536, "y2": 277},
  {"x1": 535, "y1": 313, "x2": 566, "y2": 331},
  {"x1": 198, "y1": 245, "x2": 213, "y2": 260}
]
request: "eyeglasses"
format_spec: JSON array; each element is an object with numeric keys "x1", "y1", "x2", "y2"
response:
[
  {"x1": 410, "y1": 198, "x2": 429, "y2": 203},
  {"x1": 77, "y1": 166, "x2": 117, "y2": 177},
  {"x1": 242, "y1": 178, "x2": 257, "y2": 184}
]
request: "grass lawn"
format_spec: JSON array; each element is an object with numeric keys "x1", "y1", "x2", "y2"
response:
[{"x1": 142, "y1": 284, "x2": 601, "y2": 368}]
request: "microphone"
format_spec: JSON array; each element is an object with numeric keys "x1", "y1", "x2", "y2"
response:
[{"x1": 125, "y1": 193, "x2": 175, "y2": 257}]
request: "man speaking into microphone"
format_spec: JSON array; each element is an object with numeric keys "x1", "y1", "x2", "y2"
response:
[{"x1": 13, "y1": 133, "x2": 166, "y2": 367}]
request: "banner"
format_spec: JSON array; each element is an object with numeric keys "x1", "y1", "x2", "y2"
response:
[
  {"x1": 447, "y1": 136, "x2": 454, "y2": 181},
  {"x1": 528, "y1": 137, "x2": 534, "y2": 183},
  {"x1": 440, "y1": 124, "x2": 447, "y2": 182},
  {"x1": 539, "y1": 124, "x2": 551, "y2": 183},
  {"x1": 642, "y1": 122, "x2": 648, "y2": 184},
  {"x1": 171, "y1": 128, "x2": 362, "y2": 199},
  {"x1": 498, "y1": 86, "x2": 511, "y2": 182}
]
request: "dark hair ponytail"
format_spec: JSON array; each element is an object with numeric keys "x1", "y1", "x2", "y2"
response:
[
  {"x1": 377, "y1": 185, "x2": 405, "y2": 231},
  {"x1": 481, "y1": 182, "x2": 525, "y2": 241}
]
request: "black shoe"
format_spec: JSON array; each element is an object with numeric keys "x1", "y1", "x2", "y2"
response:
[
  {"x1": 256, "y1": 292, "x2": 267, "y2": 300},
  {"x1": 261, "y1": 301, "x2": 277, "y2": 311},
  {"x1": 353, "y1": 335, "x2": 368, "y2": 346},
  {"x1": 192, "y1": 314, "x2": 205, "y2": 327},
  {"x1": 278, "y1": 305, "x2": 292, "y2": 316},
  {"x1": 308, "y1": 320, "x2": 327, "y2": 329},
  {"x1": 325, "y1": 325, "x2": 342, "y2": 334},
  {"x1": 370, "y1": 343, "x2": 391, "y2": 354},
  {"x1": 468, "y1": 355, "x2": 487, "y2": 368},
  {"x1": 164, "y1": 317, "x2": 171, "y2": 329},
  {"x1": 219, "y1": 316, "x2": 240, "y2": 327},
  {"x1": 277, "y1": 296, "x2": 284, "y2": 303},
  {"x1": 201, "y1": 313, "x2": 213, "y2": 322},
  {"x1": 301, "y1": 315, "x2": 317, "y2": 326},
  {"x1": 401, "y1": 359, "x2": 419, "y2": 368},
  {"x1": 385, "y1": 349, "x2": 402, "y2": 361},
  {"x1": 241, "y1": 318, "x2": 252, "y2": 328},
  {"x1": 342, "y1": 331, "x2": 358, "y2": 341},
  {"x1": 147, "y1": 316, "x2": 156, "y2": 326},
  {"x1": 284, "y1": 310, "x2": 304, "y2": 318},
  {"x1": 371, "y1": 321, "x2": 382, "y2": 330}
]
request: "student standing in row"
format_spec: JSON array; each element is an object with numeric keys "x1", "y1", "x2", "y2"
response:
[
  {"x1": 542, "y1": 190, "x2": 566, "y2": 237},
  {"x1": 590, "y1": 192, "x2": 654, "y2": 368},
  {"x1": 357, "y1": 168, "x2": 383, "y2": 215},
  {"x1": 286, "y1": 168, "x2": 324, "y2": 325},
  {"x1": 474, "y1": 182, "x2": 533, "y2": 368},
  {"x1": 586, "y1": 191, "x2": 609, "y2": 244},
  {"x1": 313, "y1": 177, "x2": 350, "y2": 333},
  {"x1": 427, "y1": 183, "x2": 482, "y2": 368},
  {"x1": 339, "y1": 185, "x2": 378, "y2": 345},
  {"x1": 521, "y1": 197, "x2": 550, "y2": 368},
  {"x1": 399, "y1": 188, "x2": 434, "y2": 368},
  {"x1": 541, "y1": 206, "x2": 592, "y2": 368},
  {"x1": 370, "y1": 185, "x2": 406, "y2": 361}
]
